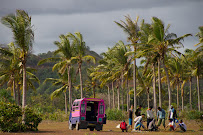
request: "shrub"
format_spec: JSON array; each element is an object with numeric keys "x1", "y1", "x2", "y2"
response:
[
  {"x1": 106, "y1": 109, "x2": 127, "y2": 121},
  {"x1": 42, "y1": 109, "x2": 69, "y2": 122},
  {"x1": 0, "y1": 101, "x2": 42, "y2": 132},
  {"x1": 179, "y1": 110, "x2": 203, "y2": 120},
  {"x1": 24, "y1": 107, "x2": 42, "y2": 131},
  {"x1": 0, "y1": 102, "x2": 22, "y2": 132}
]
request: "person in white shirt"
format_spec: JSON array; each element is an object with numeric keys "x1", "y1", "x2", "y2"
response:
[
  {"x1": 134, "y1": 114, "x2": 146, "y2": 131},
  {"x1": 165, "y1": 119, "x2": 176, "y2": 131},
  {"x1": 146, "y1": 106, "x2": 153, "y2": 128},
  {"x1": 175, "y1": 119, "x2": 187, "y2": 132}
]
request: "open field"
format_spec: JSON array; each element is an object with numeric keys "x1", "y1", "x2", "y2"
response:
[{"x1": 1, "y1": 120, "x2": 203, "y2": 135}]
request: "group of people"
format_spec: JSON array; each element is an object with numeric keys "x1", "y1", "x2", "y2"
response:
[{"x1": 120, "y1": 105, "x2": 187, "y2": 132}]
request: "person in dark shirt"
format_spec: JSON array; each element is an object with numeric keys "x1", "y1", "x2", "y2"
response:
[
  {"x1": 128, "y1": 105, "x2": 133, "y2": 130},
  {"x1": 135, "y1": 105, "x2": 142, "y2": 117}
]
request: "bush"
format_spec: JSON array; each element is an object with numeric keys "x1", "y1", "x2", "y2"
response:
[
  {"x1": 42, "y1": 109, "x2": 69, "y2": 122},
  {"x1": 0, "y1": 101, "x2": 42, "y2": 132},
  {"x1": 179, "y1": 110, "x2": 203, "y2": 120},
  {"x1": 0, "y1": 102, "x2": 22, "y2": 132},
  {"x1": 24, "y1": 107, "x2": 42, "y2": 131},
  {"x1": 106, "y1": 109, "x2": 127, "y2": 121}
]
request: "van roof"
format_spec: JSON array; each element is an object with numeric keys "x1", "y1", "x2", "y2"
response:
[{"x1": 74, "y1": 98, "x2": 104, "y2": 102}]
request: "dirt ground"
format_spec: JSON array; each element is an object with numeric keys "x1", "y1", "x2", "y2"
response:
[{"x1": 1, "y1": 120, "x2": 203, "y2": 135}]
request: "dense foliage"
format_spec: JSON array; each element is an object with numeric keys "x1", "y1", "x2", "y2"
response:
[{"x1": 0, "y1": 101, "x2": 42, "y2": 132}]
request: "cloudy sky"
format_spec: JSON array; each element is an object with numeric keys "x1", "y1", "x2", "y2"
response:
[{"x1": 0, "y1": 0, "x2": 202, "y2": 55}]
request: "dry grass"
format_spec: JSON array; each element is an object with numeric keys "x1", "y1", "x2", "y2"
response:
[{"x1": 1, "y1": 120, "x2": 202, "y2": 135}]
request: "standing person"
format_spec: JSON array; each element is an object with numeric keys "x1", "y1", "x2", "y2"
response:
[
  {"x1": 174, "y1": 119, "x2": 187, "y2": 132},
  {"x1": 168, "y1": 105, "x2": 177, "y2": 122},
  {"x1": 165, "y1": 119, "x2": 176, "y2": 131},
  {"x1": 135, "y1": 105, "x2": 142, "y2": 117},
  {"x1": 157, "y1": 107, "x2": 166, "y2": 128},
  {"x1": 133, "y1": 114, "x2": 146, "y2": 131},
  {"x1": 120, "y1": 120, "x2": 128, "y2": 132},
  {"x1": 128, "y1": 105, "x2": 133, "y2": 130},
  {"x1": 146, "y1": 106, "x2": 154, "y2": 128}
]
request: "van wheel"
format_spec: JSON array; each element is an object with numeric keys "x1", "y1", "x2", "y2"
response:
[
  {"x1": 90, "y1": 127, "x2": 94, "y2": 131},
  {"x1": 69, "y1": 121, "x2": 74, "y2": 130},
  {"x1": 76, "y1": 122, "x2": 80, "y2": 130}
]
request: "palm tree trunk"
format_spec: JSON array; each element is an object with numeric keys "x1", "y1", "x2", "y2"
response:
[
  {"x1": 153, "y1": 63, "x2": 157, "y2": 114},
  {"x1": 126, "y1": 78, "x2": 129, "y2": 111},
  {"x1": 158, "y1": 58, "x2": 162, "y2": 107},
  {"x1": 162, "y1": 59, "x2": 171, "y2": 108},
  {"x1": 79, "y1": 65, "x2": 83, "y2": 98},
  {"x1": 177, "y1": 83, "x2": 179, "y2": 110},
  {"x1": 197, "y1": 75, "x2": 201, "y2": 111},
  {"x1": 121, "y1": 72, "x2": 124, "y2": 111},
  {"x1": 133, "y1": 48, "x2": 137, "y2": 111},
  {"x1": 64, "y1": 91, "x2": 67, "y2": 114},
  {"x1": 147, "y1": 91, "x2": 149, "y2": 108},
  {"x1": 22, "y1": 60, "x2": 27, "y2": 123},
  {"x1": 13, "y1": 78, "x2": 16, "y2": 101},
  {"x1": 182, "y1": 92, "x2": 184, "y2": 111},
  {"x1": 112, "y1": 81, "x2": 115, "y2": 109},
  {"x1": 107, "y1": 84, "x2": 111, "y2": 109},
  {"x1": 189, "y1": 78, "x2": 192, "y2": 110},
  {"x1": 17, "y1": 84, "x2": 20, "y2": 106},
  {"x1": 93, "y1": 85, "x2": 95, "y2": 98},
  {"x1": 117, "y1": 82, "x2": 120, "y2": 110},
  {"x1": 68, "y1": 65, "x2": 72, "y2": 111}
]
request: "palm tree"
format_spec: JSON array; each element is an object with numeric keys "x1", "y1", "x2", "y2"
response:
[
  {"x1": 149, "y1": 17, "x2": 191, "y2": 108},
  {"x1": 1, "y1": 10, "x2": 34, "y2": 122},
  {"x1": 38, "y1": 34, "x2": 74, "y2": 111},
  {"x1": 115, "y1": 15, "x2": 141, "y2": 110},
  {"x1": 184, "y1": 49, "x2": 202, "y2": 111},
  {"x1": 0, "y1": 42, "x2": 20, "y2": 102},
  {"x1": 44, "y1": 73, "x2": 69, "y2": 114},
  {"x1": 67, "y1": 32, "x2": 95, "y2": 98}
]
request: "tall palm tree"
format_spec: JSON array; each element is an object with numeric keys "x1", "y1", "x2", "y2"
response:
[
  {"x1": 184, "y1": 49, "x2": 202, "y2": 111},
  {"x1": 115, "y1": 15, "x2": 141, "y2": 110},
  {"x1": 38, "y1": 34, "x2": 74, "y2": 111},
  {"x1": 149, "y1": 17, "x2": 191, "y2": 108},
  {"x1": 1, "y1": 10, "x2": 34, "y2": 122},
  {"x1": 67, "y1": 32, "x2": 95, "y2": 98}
]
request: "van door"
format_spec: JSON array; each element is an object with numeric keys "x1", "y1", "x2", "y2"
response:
[
  {"x1": 80, "y1": 101, "x2": 86, "y2": 121},
  {"x1": 97, "y1": 102, "x2": 104, "y2": 123}
]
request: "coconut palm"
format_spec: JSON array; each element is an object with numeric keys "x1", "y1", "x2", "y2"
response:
[
  {"x1": 115, "y1": 15, "x2": 141, "y2": 109},
  {"x1": 149, "y1": 17, "x2": 191, "y2": 108},
  {"x1": 184, "y1": 49, "x2": 202, "y2": 111},
  {"x1": 1, "y1": 10, "x2": 34, "y2": 122},
  {"x1": 67, "y1": 32, "x2": 95, "y2": 98},
  {"x1": 38, "y1": 34, "x2": 74, "y2": 111}
]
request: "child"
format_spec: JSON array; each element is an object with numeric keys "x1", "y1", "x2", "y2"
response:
[
  {"x1": 165, "y1": 119, "x2": 176, "y2": 131},
  {"x1": 175, "y1": 119, "x2": 187, "y2": 132},
  {"x1": 120, "y1": 120, "x2": 128, "y2": 132}
]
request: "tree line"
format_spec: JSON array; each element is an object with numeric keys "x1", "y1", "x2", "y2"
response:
[{"x1": 0, "y1": 10, "x2": 202, "y2": 122}]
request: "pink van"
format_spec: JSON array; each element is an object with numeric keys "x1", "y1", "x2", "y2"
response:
[{"x1": 69, "y1": 98, "x2": 106, "y2": 131}]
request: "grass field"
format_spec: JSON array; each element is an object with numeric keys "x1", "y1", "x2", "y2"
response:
[{"x1": 1, "y1": 120, "x2": 203, "y2": 135}]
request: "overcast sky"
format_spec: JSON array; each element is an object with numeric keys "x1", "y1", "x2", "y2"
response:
[{"x1": 0, "y1": 0, "x2": 202, "y2": 55}]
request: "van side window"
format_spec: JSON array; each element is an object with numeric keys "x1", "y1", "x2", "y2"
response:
[
  {"x1": 99, "y1": 105, "x2": 104, "y2": 114},
  {"x1": 81, "y1": 104, "x2": 85, "y2": 113}
]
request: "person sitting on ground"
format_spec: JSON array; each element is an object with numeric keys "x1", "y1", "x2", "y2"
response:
[
  {"x1": 134, "y1": 114, "x2": 146, "y2": 131},
  {"x1": 148, "y1": 119, "x2": 158, "y2": 131},
  {"x1": 165, "y1": 119, "x2": 176, "y2": 131},
  {"x1": 120, "y1": 120, "x2": 128, "y2": 132},
  {"x1": 174, "y1": 119, "x2": 187, "y2": 132}
]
